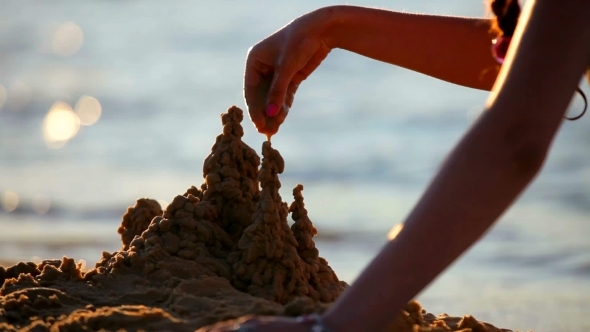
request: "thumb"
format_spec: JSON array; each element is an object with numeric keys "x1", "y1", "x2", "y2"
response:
[{"x1": 265, "y1": 67, "x2": 295, "y2": 117}]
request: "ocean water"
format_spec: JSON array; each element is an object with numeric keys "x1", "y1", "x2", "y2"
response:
[{"x1": 1, "y1": 1, "x2": 589, "y2": 331}]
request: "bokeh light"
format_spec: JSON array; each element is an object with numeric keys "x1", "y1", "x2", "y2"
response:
[
  {"x1": 75, "y1": 95, "x2": 102, "y2": 126},
  {"x1": 42, "y1": 101, "x2": 81, "y2": 149},
  {"x1": 7, "y1": 80, "x2": 31, "y2": 111},
  {"x1": 52, "y1": 22, "x2": 84, "y2": 57},
  {"x1": 0, "y1": 84, "x2": 6, "y2": 110},
  {"x1": 1, "y1": 190, "x2": 19, "y2": 212},
  {"x1": 387, "y1": 223, "x2": 404, "y2": 240},
  {"x1": 32, "y1": 194, "x2": 51, "y2": 215}
]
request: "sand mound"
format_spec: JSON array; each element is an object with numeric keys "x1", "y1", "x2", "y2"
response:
[{"x1": 0, "y1": 106, "x2": 512, "y2": 332}]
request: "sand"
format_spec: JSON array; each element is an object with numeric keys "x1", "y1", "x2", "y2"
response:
[{"x1": 0, "y1": 106, "x2": 513, "y2": 332}]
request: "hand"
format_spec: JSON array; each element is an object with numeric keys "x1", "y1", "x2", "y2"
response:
[
  {"x1": 244, "y1": 7, "x2": 335, "y2": 137},
  {"x1": 198, "y1": 315, "x2": 312, "y2": 332}
]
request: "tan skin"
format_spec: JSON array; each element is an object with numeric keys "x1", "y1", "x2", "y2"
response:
[
  {"x1": 206, "y1": 1, "x2": 590, "y2": 331},
  {"x1": 245, "y1": 7, "x2": 500, "y2": 137}
]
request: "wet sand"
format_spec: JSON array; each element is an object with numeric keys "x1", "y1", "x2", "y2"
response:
[{"x1": 1, "y1": 106, "x2": 512, "y2": 332}]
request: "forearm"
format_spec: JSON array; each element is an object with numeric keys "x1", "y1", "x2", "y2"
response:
[
  {"x1": 322, "y1": 107, "x2": 548, "y2": 332},
  {"x1": 319, "y1": 5, "x2": 499, "y2": 90}
]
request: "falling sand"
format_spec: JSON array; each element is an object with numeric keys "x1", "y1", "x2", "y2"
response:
[{"x1": 0, "y1": 106, "x2": 512, "y2": 332}]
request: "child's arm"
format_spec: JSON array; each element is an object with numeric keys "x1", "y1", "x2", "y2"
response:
[
  {"x1": 322, "y1": 6, "x2": 499, "y2": 90},
  {"x1": 245, "y1": 6, "x2": 500, "y2": 135},
  {"x1": 321, "y1": 1, "x2": 590, "y2": 331}
]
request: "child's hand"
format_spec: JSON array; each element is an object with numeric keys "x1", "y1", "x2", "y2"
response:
[{"x1": 244, "y1": 8, "x2": 335, "y2": 137}]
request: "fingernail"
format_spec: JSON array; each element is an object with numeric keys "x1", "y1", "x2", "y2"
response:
[{"x1": 265, "y1": 104, "x2": 279, "y2": 117}]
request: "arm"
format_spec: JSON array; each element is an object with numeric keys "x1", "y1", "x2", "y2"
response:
[
  {"x1": 321, "y1": 6, "x2": 500, "y2": 90},
  {"x1": 245, "y1": 5, "x2": 500, "y2": 135},
  {"x1": 322, "y1": 1, "x2": 590, "y2": 331}
]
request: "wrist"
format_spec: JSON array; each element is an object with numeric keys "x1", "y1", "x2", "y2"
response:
[{"x1": 306, "y1": 5, "x2": 352, "y2": 50}]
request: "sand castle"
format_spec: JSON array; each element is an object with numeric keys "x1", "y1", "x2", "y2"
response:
[{"x1": 0, "y1": 106, "x2": 510, "y2": 332}]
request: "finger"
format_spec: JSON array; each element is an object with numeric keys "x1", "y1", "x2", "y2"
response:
[
  {"x1": 261, "y1": 106, "x2": 288, "y2": 137},
  {"x1": 271, "y1": 81, "x2": 298, "y2": 129},
  {"x1": 249, "y1": 75, "x2": 272, "y2": 133},
  {"x1": 244, "y1": 64, "x2": 264, "y2": 129},
  {"x1": 271, "y1": 47, "x2": 326, "y2": 124},
  {"x1": 262, "y1": 117, "x2": 280, "y2": 137},
  {"x1": 284, "y1": 81, "x2": 299, "y2": 110},
  {"x1": 265, "y1": 63, "x2": 297, "y2": 118},
  {"x1": 275, "y1": 103, "x2": 289, "y2": 127},
  {"x1": 244, "y1": 55, "x2": 273, "y2": 132}
]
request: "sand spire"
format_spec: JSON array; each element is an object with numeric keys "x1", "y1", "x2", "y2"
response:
[
  {"x1": 201, "y1": 106, "x2": 261, "y2": 241},
  {"x1": 228, "y1": 141, "x2": 308, "y2": 304},
  {"x1": 289, "y1": 184, "x2": 347, "y2": 302},
  {"x1": 227, "y1": 142, "x2": 346, "y2": 304}
]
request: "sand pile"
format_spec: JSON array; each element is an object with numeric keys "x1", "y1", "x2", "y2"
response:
[{"x1": 0, "y1": 106, "x2": 511, "y2": 332}]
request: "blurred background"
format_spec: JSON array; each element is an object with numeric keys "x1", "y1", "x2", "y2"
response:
[{"x1": 1, "y1": 0, "x2": 589, "y2": 330}]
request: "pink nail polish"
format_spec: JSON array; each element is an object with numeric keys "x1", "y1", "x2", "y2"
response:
[{"x1": 265, "y1": 104, "x2": 279, "y2": 117}]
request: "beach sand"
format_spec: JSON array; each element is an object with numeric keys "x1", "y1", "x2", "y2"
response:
[{"x1": 0, "y1": 106, "x2": 512, "y2": 332}]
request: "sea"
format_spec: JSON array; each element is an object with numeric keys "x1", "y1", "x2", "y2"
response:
[{"x1": 1, "y1": 1, "x2": 589, "y2": 331}]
